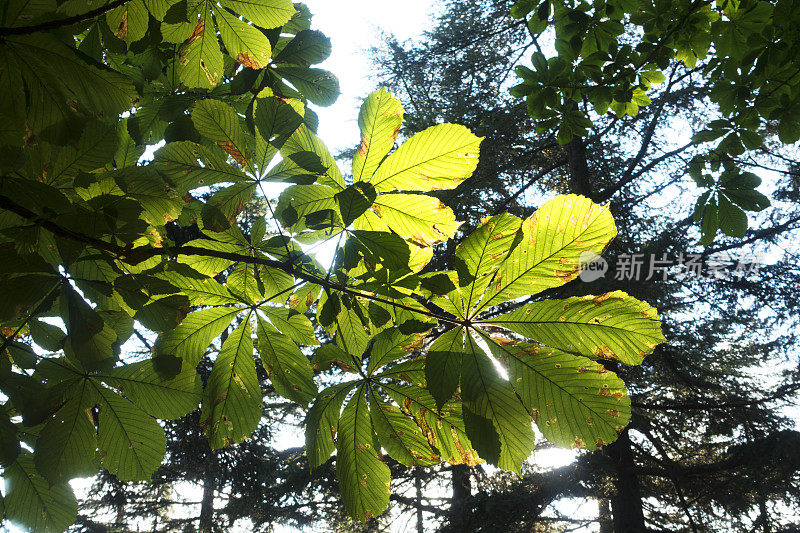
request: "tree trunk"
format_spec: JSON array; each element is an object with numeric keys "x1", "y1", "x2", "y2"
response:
[
  {"x1": 598, "y1": 498, "x2": 613, "y2": 533},
  {"x1": 198, "y1": 457, "x2": 215, "y2": 533},
  {"x1": 565, "y1": 134, "x2": 593, "y2": 200},
  {"x1": 415, "y1": 468, "x2": 424, "y2": 533},
  {"x1": 450, "y1": 465, "x2": 471, "y2": 530},
  {"x1": 565, "y1": 131, "x2": 646, "y2": 533},
  {"x1": 605, "y1": 429, "x2": 647, "y2": 533}
]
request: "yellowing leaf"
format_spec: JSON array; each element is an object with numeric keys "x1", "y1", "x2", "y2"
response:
[
  {"x1": 476, "y1": 194, "x2": 616, "y2": 313},
  {"x1": 371, "y1": 123, "x2": 482, "y2": 192}
]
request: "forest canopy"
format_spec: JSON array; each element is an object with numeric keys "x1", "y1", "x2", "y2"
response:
[{"x1": 0, "y1": 0, "x2": 799, "y2": 531}]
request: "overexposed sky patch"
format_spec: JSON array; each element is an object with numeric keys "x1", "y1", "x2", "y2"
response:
[{"x1": 304, "y1": 0, "x2": 435, "y2": 153}]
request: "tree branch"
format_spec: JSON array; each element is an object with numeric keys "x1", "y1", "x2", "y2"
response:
[{"x1": 0, "y1": 0, "x2": 130, "y2": 37}]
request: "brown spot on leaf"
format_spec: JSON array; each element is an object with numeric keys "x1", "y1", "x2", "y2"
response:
[
  {"x1": 357, "y1": 136, "x2": 369, "y2": 156},
  {"x1": 593, "y1": 345, "x2": 617, "y2": 361},
  {"x1": 114, "y1": 11, "x2": 128, "y2": 39},
  {"x1": 237, "y1": 52, "x2": 264, "y2": 70},
  {"x1": 218, "y1": 141, "x2": 247, "y2": 166}
]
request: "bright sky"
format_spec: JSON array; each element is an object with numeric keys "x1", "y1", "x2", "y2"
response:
[{"x1": 303, "y1": 0, "x2": 435, "y2": 153}]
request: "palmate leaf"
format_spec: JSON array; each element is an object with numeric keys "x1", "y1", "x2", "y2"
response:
[
  {"x1": 336, "y1": 385, "x2": 391, "y2": 521},
  {"x1": 344, "y1": 89, "x2": 468, "y2": 249},
  {"x1": 370, "y1": 123, "x2": 482, "y2": 193},
  {"x1": 413, "y1": 195, "x2": 664, "y2": 462},
  {"x1": 95, "y1": 385, "x2": 167, "y2": 482},
  {"x1": 352, "y1": 87, "x2": 404, "y2": 182},
  {"x1": 454, "y1": 212, "x2": 522, "y2": 314},
  {"x1": 372, "y1": 194, "x2": 461, "y2": 246},
  {"x1": 200, "y1": 316, "x2": 262, "y2": 449},
  {"x1": 215, "y1": 6, "x2": 273, "y2": 69},
  {"x1": 305, "y1": 328, "x2": 473, "y2": 520},
  {"x1": 34, "y1": 380, "x2": 98, "y2": 484},
  {"x1": 484, "y1": 336, "x2": 631, "y2": 451},
  {"x1": 474, "y1": 194, "x2": 617, "y2": 314},
  {"x1": 3, "y1": 452, "x2": 78, "y2": 533},
  {"x1": 255, "y1": 314, "x2": 316, "y2": 405},
  {"x1": 482, "y1": 291, "x2": 666, "y2": 365},
  {"x1": 153, "y1": 307, "x2": 240, "y2": 368},
  {"x1": 460, "y1": 333, "x2": 535, "y2": 473}
]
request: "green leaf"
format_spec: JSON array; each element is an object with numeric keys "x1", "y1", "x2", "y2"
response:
[
  {"x1": 191, "y1": 99, "x2": 250, "y2": 170},
  {"x1": 336, "y1": 386, "x2": 391, "y2": 521},
  {"x1": 154, "y1": 141, "x2": 248, "y2": 187},
  {"x1": 273, "y1": 66, "x2": 340, "y2": 106},
  {"x1": 3, "y1": 452, "x2": 78, "y2": 532},
  {"x1": 700, "y1": 195, "x2": 719, "y2": 245},
  {"x1": 260, "y1": 306, "x2": 318, "y2": 345},
  {"x1": 460, "y1": 335, "x2": 534, "y2": 473},
  {"x1": 95, "y1": 385, "x2": 166, "y2": 482},
  {"x1": 100, "y1": 360, "x2": 202, "y2": 419},
  {"x1": 336, "y1": 182, "x2": 377, "y2": 226},
  {"x1": 368, "y1": 387, "x2": 438, "y2": 466},
  {"x1": 476, "y1": 194, "x2": 617, "y2": 313},
  {"x1": 200, "y1": 317, "x2": 261, "y2": 449},
  {"x1": 153, "y1": 307, "x2": 240, "y2": 368},
  {"x1": 717, "y1": 193, "x2": 748, "y2": 238},
  {"x1": 220, "y1": 0, "x2": 295, "y2": 28},
  {"x1": 485, "y1": 337, "x2": 631, "y2": 450},
  {"x1": 371, "y1": 194, "x2": 461, "y2": 246},
  {"x1": 455, "y1": 212, "x2": 522, "y2": 314},
  {"x1": 306, "y1": 381, "x2": 358, "y2": 468},
  {"x1": 176, "y1": 237, "x2": 240, "y2": 276},
  {"x1": 49, "y1": 120, "x2": 119, "y2": 184},
  {"x1": 216, "y1": 6, "x2": 273, "y2": 69},
  {"x1": 256, "y1": 314, "x2": 317, "y2": 405},
  {"x1": 382, "y1": 383, "x2": 481, "y2": 466},
  {"x1": 722, "y1": 188, "x2": 770, "y2": 212},
  {"x1": 176, "y1": 12, "x2": 223, "y2": 89},
  {"x1": 154, "y1": 264, "x2": 239, "y2": 306},
  {"x1": 0, "y1": 407, "x2": 20, "y2": 466},
  {"x1": 202, "y1": 181, "x2": 258, "y2": 231},
  {"x1": 34, "y1": 380, "x2": 98, "y2": 484},
  {"x1": 484, "y1": 291, "x2": 665, "y2": 365},
  {"x1": 348, "y1": 230, "x2": 411, "y2": 272},
  {"x1": 371, "y1": 124, "x2": 482, "y2": 192},
  {"x1": 424, "y1": 327, "x2": 464, "y2": 409},
  {"x1": 352, "y1": 88, "x2": 404, "y2": 182},
  {"x1": 134, "y1": 294, "x2": 190, "y2": 332},
  {"x1": 29, "y1": 319, "x2": 66, "y2": 352},
  {"x1": 281, "y1": 124, "x2": 344, "y2": 189},
  {"x1": 275, "y1": 29, "x2": 332, "y2": 65},
  {"x1": 106, "y1": 0, "x2": 149, "y2": 44},
  {"x1": 366, "y1": 328, "x2": 422, "y2": 375}
]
